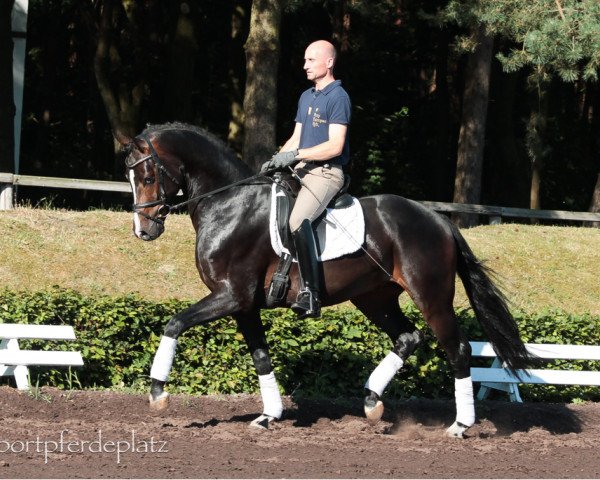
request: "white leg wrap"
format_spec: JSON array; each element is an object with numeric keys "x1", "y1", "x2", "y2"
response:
[
  {"x1": 258, "y1": 371, "x2": 283, "y2": 419},
  {"x1": 365, "y1": 351, "x2": 404, "y2": 396},
  {"x1": 150, "y1": 336, "x2": 178, "y2": 382},
  {"x1": 454, "y1": 376, "x2": 475, "y2": 427}
]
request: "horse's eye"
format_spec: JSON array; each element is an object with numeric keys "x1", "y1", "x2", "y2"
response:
[{"x1": 144, "y1": 177, "x2": 155, "y2": 185}]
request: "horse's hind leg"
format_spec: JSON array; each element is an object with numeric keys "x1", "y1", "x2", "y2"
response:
[
  {"x1": 422, "y1": 304, "x2": 474, "y2": 438},
  {"x1": 235, "y1": 311, "x2": 284, "y2": 429},
  {"x1": 351, "y1": 288, "x2": 424, "y2": 424}
]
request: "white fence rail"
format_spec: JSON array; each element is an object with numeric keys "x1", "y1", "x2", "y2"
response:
[
  {"x1": 1, "y1": 172, "x2": 599, "y2": 224},
  {"x1": 470, "y1": 341, "x2": 600, "y2": 402}
]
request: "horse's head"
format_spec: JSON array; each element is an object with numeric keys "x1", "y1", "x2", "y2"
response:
[{"x1": 118, "y1": 131, "x2": 183, "y2": 241}]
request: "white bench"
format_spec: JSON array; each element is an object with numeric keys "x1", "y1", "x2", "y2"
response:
[
  {"x1": 470, "y1": 341, "x2": 600, "y2": 402},
  {"x1": 0, "y1": 324, "x2": 84, "y2": 391}
]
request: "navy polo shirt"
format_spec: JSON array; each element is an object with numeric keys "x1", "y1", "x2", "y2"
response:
[{"x1": 294, "y1": 80, "x2": 351, "y2": 166}]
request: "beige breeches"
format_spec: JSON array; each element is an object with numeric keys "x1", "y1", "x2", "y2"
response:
[{"x1": 289, "y1": 162, "x2": 345, "y2": 232}]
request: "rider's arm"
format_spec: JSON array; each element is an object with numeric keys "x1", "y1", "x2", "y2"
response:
[
  {"x1": 279, "y1": 123, "x2": 303, "y2": 152},
  {"x1": 296, "y1": 123, "x2": 347, "y2": 162}
]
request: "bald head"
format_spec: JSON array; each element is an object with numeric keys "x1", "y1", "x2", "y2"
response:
[
  {"x1": 306, "y1": 40, "x2": 337, "y2": 63},
  {"x1": 303, "y1": 40, "x2": 337, "y2": 88}
]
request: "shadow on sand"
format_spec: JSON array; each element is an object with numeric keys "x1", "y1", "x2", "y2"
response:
[{"x1": 182, "y1": 396, "x2": 583, "y2": 437}]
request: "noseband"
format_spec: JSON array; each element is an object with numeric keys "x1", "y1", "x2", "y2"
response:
[{"x1": 127, "y1": 134, "x2": 181, "y2": 225}]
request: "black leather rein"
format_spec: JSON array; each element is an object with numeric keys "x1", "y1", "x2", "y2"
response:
[{"x1": 127, "y1": 134, "x2": 273, "y2": 223}]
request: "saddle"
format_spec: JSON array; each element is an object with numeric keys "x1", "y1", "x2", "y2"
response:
[{"x1": 266, "y1": 172, "x2": 354, "y2": 307}]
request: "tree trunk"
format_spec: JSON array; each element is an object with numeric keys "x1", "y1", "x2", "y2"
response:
[
  {"x1": 227, "y1": 0, "x2": 248, "y2": 154},
  {"x1": 526, "y1": 91, "x2": 550, "y2": 212},
  {"x1": 587, "y1": 172, "x2": 600, "y2": 228},
  {"x1": 331, "y1": 0, "x2": 350, "y2": 54},
  {"x1": 329, "y1": 0, "x2": 350, "y2": 82},
  {"x1": 242, "y1": 0, "x2": 282, "y2": 171},
  {"x1": 529, "y1": 155, "x2": 542, "y2": 210},
  {"x1": 584, "y1": 83, "x2": 599, "y2": 227},
  {"x1": 31, "y1": 0, "x2": 60, "y2": 175},
  {"x1": 0, "y1": 0, "x2": 15, "y2": 174},
  {"x1": 494, "y1": 72, "x2": 528, "y2": 206},
  {"x1": 165, "y1": 1, "x2": 198, "y2": 123},
  {"x1": 452, "y1": 25, "x2": 494, "y2": 228},
  {"x1": 87, "y1": 0, "x2": 145, "y2": 152},
  {"x1": 431, "y1": 28, "x2": 451, "y2": 201},
  {"x1": 589, "y1": 173, "x2": 600, "y2": 212}
]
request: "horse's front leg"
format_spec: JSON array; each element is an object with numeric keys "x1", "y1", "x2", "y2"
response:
[
  {"x1": 235, "y1": 311, "x2": 283, "y2": 429},
  {"x1": 148, "y1": 290, "x2": 240, "y2": 411}
]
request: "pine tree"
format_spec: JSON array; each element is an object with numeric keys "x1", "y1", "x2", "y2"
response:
[{"x1": 443, "y1": 0, "x2": 600, "y2": 212}]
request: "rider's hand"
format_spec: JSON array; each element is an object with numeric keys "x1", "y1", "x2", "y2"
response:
[
  {"x1": 259, "y1": 160, "x2": 272, "y2": 173},
  {"x1": 271, "y1": 149, "x2": 299, "y2": 169}
]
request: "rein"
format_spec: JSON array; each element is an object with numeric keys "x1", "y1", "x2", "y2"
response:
[
  {"x1": 127, "y1": 134, "x2": 273, "y2": 222},
  {"x1": 168, "y1": 172, "x2": 273, "y2": 214}
]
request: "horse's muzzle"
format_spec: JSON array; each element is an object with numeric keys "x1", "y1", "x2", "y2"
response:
[
  {"x1": 139, "y1": 223, "x2": 164, "y2": 241},
  {"x1": 133, "y1": 216, "x2": 165, "y2": 241},
  {"x1": 140, "y1": 230, "x2": 160, "y2": 241}
]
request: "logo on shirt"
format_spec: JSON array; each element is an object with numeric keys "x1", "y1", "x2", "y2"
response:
[{"x1": 312, "y1": 108, "x2": 327, "y2": 128}]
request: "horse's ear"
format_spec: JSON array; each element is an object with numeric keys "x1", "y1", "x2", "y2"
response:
[
  {"x1": 113, "y1": 129, "x2": 132, "y2": 146},
  {"x1": 133, "y1": 136, "x2": 147, "y2": 151}
]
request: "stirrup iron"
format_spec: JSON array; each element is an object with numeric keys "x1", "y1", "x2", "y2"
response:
[{"x1": 291, "y1": 289, "x2": 321, "y2": 319}]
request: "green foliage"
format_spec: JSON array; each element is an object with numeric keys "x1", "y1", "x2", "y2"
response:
[
  {"x1": 1, "y1": 288, "x2": 599, "y2": 403},
  {"x1": 442, "y1": 0, "x2": 600, "y2": 82}
]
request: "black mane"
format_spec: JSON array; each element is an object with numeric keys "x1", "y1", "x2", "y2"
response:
[
  {"x1": 141, "y1": 122, "x2": 253, "y2": 183},
  {"x1": 142, "y1": 122, "x2": 236, "y2": 158}
]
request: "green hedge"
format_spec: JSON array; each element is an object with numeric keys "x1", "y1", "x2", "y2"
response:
[{"x1": 1, "y1": 288, "x2": 599, "y2": 402}]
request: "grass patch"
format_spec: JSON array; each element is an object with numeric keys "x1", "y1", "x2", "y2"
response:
[
  {"x1": 0, "y1": 208, "x2": 598, "y2": 314},
  {"x1": 460, "y1": 224, "x2": 600, "y2": 315}
]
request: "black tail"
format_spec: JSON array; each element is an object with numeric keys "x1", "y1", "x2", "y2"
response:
[{"x1": 448, "y1": 221, "x2": 531, "y2": 374}]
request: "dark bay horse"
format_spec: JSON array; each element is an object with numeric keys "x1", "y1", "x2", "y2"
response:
[{"x1": 120, "y1": 122, "x2": 530, "y2": 438}]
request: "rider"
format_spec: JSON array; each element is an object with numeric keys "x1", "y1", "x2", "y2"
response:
[{"x1": 261, "y1": 40, "x2": 351, "y2": 319}]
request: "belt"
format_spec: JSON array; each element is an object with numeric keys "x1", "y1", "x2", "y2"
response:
[{"x1": 305, "y1": 161, "x2": 331, "y2": 168}]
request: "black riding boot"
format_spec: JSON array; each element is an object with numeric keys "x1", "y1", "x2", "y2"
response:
[{"x1": 291, "y1": 219, "x2": 321, "y2": 319}]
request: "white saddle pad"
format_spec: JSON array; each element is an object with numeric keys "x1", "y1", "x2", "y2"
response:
[{"x1": 269, "y1": 183, "x2": 365, "y2": 262}]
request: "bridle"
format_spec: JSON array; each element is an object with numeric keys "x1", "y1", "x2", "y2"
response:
[
  {"x1": 126, "y1": 133, "x2": 182, "y2": 225},
  {"x1": 126, "y1": 133, "x2": 274, "y2": 225}
]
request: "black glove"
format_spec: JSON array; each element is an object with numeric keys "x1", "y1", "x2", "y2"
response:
[{"x1": 271, "y1": 149, "x2": 299, "y2": 169}]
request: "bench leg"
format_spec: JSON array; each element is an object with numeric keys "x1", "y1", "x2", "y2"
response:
[
  {"x1": 14, "y1": 365, "x2": 30, "y2": 390},
  {"x1": 477, "y1": 383, "x2": 492, "y2": 401},
  {"x1": 476, "y1": 358, "x2": 523, "y2": 402},
  {"x1": 508, "y1": 382, "x2": 522, "y2": 402},
  {"x1": 477, "y1": 381, "x2": 522, "y2": 402},
  {"x1": 1, "y1": 339, "x2": 31, "y2": 391}
]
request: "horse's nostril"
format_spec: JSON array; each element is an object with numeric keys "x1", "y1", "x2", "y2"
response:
[{"x1": 140, "y1": 232, "x2": 152, "y2": 241}]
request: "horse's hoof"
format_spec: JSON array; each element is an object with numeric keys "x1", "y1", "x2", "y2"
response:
[
  {"x1": 250, "y1": 414, "x2": 276, "y2": 430},
  {"x1": 446, "y1": 421, "x2": 469, "y2": 438},
  {"x1": 148, "y1": 391, "x2": 170, "y2": 411},
  {"x1": 364, "y1": 400, "x2": 384, "y2": 425}
]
